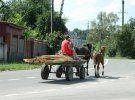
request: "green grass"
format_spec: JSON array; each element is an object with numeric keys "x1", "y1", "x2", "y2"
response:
[
  {"x1": 0, "y1": 62, "x2": 41, "y2": 71},
  {"x1": 106, "y1": 55, "x2": 128, "y2": 59}
]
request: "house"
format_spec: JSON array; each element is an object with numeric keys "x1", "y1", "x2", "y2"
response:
[
  {"x1": 0, "y1": 21, "x2": 48, "y2": 62},
  {"x1": 0, "y1": 21, "x2": 25, "y2": 61}
]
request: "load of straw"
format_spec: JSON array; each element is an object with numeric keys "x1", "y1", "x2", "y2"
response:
[{"x1": 23, "y1": 55, "x2": 73, "y2": 64}]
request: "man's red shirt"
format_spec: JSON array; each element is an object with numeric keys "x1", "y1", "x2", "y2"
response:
[{"x1": 61, "y1": 39, "x2": 73, "y2": 56}]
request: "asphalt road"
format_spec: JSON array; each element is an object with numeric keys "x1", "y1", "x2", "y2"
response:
[{"x1": 0, "y1": 59, "x2": 135, "y2": 100}]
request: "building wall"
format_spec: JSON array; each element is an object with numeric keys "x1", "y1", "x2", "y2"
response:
[
  {"x1": 24, "y1": 39, "x2": 48, "y2": 59},
  {"x1": 0, "y1": 22, "x2": 48, "y2": 62}
]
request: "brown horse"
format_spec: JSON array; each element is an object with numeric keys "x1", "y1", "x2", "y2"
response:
[
  {"x1": 75, "y1": 43, "x2": 92, "y2": 76},
  {"x1": 93, "y1": 46, "x2": 106, "y2": 78}
]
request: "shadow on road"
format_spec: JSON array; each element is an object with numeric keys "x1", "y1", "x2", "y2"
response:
[
  {"x1": 99, "y1": 75, "x2": 121, "y2": 79},
  {"x1": 39, "y1": 76, "x2": 100, "y2": 85},
  {"x1": 39, "y1": 75, "x2": 121, "y2": 85}
]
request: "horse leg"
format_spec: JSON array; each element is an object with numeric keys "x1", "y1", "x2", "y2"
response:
[
  {"x1": 94, "y1": 64, "x2": 97, "y2": 77},
  {"x1": 102, "y1": 65, "x2": 104, "y2": 75},
  {"x1": 97, "y1": 63, "x2": 100, "y2": 78},
  {"x1": 101, "y1": 61, "x2": 104, "y2": 75},
  {"x1": 86, "y1": 60, "x2": 89, "y2": 76}
]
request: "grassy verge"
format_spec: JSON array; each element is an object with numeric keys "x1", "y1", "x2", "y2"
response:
[
  {"x1": 106, "y1": 56, "x2": 127, "y2": 59},
  {"x1": 0, "y1": 62, "x2": 41, "y2": 71}
]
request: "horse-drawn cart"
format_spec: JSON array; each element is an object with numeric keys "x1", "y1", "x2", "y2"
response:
[{"x1": 24, "y1": 55, "x2": 87, "y2": 81}]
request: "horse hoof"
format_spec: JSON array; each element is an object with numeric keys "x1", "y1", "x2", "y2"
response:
[{"x1": 102, "y1": 72, "x2": 104, "y2": 75}]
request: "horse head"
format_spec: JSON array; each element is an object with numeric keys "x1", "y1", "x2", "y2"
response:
[
  {"x1": 100, "y1": 46, "x2": 106, "y2": 56},
  {"x1": 83, "y1": 43, "x2": 92, "y2": 53}
]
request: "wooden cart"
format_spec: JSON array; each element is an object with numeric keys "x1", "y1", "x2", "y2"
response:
[{"x1": 24, "y1": 55, "x2": 87, "y2": 81}]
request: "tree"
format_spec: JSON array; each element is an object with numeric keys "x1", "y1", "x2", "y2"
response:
[
  {"x1": 87, "y1": 11, "x2": 119, "y2": 50},
  {"x1": 0, "y1": 0, "x2": 67, "y2": 40},
  {"x1": 45, "y1": 31, "x2": 64, "y2": 54},
  {"x1": 117, "y1": 18, "x2": 135, "y2": 58}
]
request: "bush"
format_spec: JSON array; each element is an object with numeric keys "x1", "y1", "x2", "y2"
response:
[{"x1": 107, "y1": 47, "x2": 117, "y2": 57}]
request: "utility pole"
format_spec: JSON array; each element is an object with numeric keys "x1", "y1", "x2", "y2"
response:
[
  {"x1": 122, "y1": 0, "x2": 124, "y2": 30},
  {"x1": 51, "y1": 0, "x2": 54, "y2": 34},
  {"x1": 87, "y1": 21, "x2": 89, "y2": 31}
]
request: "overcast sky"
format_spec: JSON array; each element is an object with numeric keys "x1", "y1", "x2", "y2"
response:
[
  {"x1": 3, "y1": 0, "x2": 135, "y2": 31},
  {"x1": 54, "y1": 0, "x2": 135, "y2": 31}
]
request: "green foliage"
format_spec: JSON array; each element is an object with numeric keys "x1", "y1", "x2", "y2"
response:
[
  {"x1": 107, "y1": 47, "x2": 117, "y2": 57},
  {"x1": 45, "y1": 31, "x2": 64, "y2": 54},
  {"x1": 0, "y1": 63, "x2": 41, "y2": 71},
  {"x1": 117, "y1": 18, "x2": 135, "y2": 58},
  {"x1": 36, "y1": 12, "x2": 68, "y2": 37},
  {"x1": 8, "y1": 13, "x2": 26, "y2": 26},
  {"x1": 0, "y1": 0, "x2": 67, "y2": 40},
  {"x1": 87, "y1": 12, "x2": 119, "y2": 45},
  {"x1": 24, "y1": 26, "x2": 38, "y2": 39}
]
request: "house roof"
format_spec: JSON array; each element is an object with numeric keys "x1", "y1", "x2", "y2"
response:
[
  {"x1": 0, "y1": 21, "x2": 25, "y2": 30},
  {"x1": 0, "y1": 21, "x2": 26, "y2": 36}
]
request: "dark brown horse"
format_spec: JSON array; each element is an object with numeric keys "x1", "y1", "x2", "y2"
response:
[
  {"x1": 93, "y1": 46, "x2": 106, "y2": 78},
  {"x1": 75, "y1": 43, "x2": 92, "y2": 76}
]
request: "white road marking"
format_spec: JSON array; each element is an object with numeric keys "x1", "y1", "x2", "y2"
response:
[
  {"x1": 4, "y1": 94, "x2": 18, "y2": 97},
  {"x1": 8, "y1": 79, "x2": 20, "y2": 81},
  {"x1": 26, "y1": 77, "x2": 37, "y2": 79},
  {"x1": 26, "y1": 91, "x2": 39, "y2": 94}
]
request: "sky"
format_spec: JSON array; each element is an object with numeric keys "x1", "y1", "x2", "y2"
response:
[
  {"x1": 54, "y1": 0, "x2": 135, "y2": 31},
  {"x1": 3, "y1": 0, "x2": 135, "y2": 31}
]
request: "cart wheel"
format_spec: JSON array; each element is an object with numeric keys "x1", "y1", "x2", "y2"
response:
[
  {"x1": 41, "y1": 65, "x2": 49, "y2": 80},
  {"x1": 56, "y1": 65, "x2": 63, "y2": 78},
  {"x1": 80, "y1": 66, "x2": 86, "y2": 79},
  {"x1": 65, "y1": 66, "x2": 73, "y2": 81}
]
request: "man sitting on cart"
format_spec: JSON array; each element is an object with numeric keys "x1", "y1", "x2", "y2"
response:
[{"x1": 61, "y1": 35, "x2": 81, "y2": 60}]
